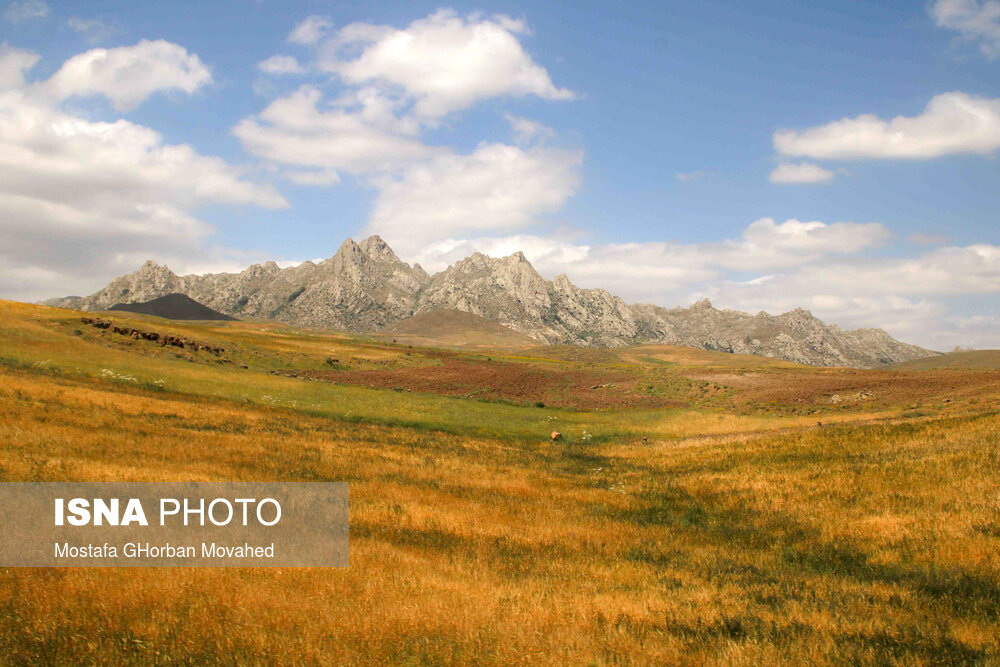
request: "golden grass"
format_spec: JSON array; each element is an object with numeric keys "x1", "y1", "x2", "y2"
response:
[
  {"x1": 1, "y1": 365, "x2": 999, "y2": 665},
  {"x1": 0, "y1": 300, "x2": 875, "y2": 443},
  {"x1": 620, "y1": 344, "x2": 805, "y2": 369},
  {"x1": 2, "y1": 299, "x2": 1000, "y2": 664}
]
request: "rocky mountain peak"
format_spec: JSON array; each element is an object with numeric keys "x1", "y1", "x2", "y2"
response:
[
  {"x1": 507, "y1": 251, "x2": 529, "y2": 264},
  {"x1": 44, "y1": 235, "x2": 936, "y2": 368},
  {"x1": 137, "y1": 260, "x2": 175, "y2": 277},
  {"x1": 334, "y1": 237, "x2": 362, "y2": 258},
  {"x1": 359, "y1": 234, "x2": 399, "y2": 262}
]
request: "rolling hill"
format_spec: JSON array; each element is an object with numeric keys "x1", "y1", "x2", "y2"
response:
[
  {"x1": 892, "y1": 349, "x2": 1000, "y2": 370},
  {"x1": 380, "y1": 308, "x2": 536, "y2": 349},
  {"x1": 109, "y1": 293, "x2": 236, "y2": 321},
  {"x1": 2, "y1": 297, "x2": 1000, "y2": 664}
]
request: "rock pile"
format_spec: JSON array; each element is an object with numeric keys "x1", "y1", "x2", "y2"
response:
[{"x1": 80, "y1": 317, "x2": 225, "y2": 356}]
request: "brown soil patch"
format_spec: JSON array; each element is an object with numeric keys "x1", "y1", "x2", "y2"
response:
[{"x1": 277, "y1": 357, "x2": 685, "y2": 410}]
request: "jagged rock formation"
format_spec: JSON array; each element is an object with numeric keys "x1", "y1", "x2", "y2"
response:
[
  {"x1": 44, "y1": 235, "x2": 936, "y2": 368},
  {"x1": 50, "y1": 236, "x2": 429, "y2": 332}
]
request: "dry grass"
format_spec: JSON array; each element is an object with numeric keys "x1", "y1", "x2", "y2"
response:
[
  {"x1": 2, "y1": 368, "x2": 1000, "y2": 664},
  {"x1": 1, "y1": 300, "x2": 999, "y2": 664}
]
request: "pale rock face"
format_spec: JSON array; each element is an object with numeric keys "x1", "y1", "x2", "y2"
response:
[
  {"x1": 49, "y1": 235, "x2": 430, "y2": 332},
  {"x1": 46, "y1": 236, "x2": 937, "y2": 368}
]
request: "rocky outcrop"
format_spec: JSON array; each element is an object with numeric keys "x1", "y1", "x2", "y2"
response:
[
  {"x1": 50, "y1": 236, "x2": 430, "y2": 332},
  {"x1": 46, "y1": 235, "x2": 937, "y2": 368},
  {"x1": 80, "y1": 317, "x2": 226, "y2": 356},
  {"x1": 630, "y1": 301, "x2": 931, "y2": 368}
]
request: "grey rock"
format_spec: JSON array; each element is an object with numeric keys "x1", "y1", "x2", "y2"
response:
[{"x1": 46, "y1": 235, "x2": 937, "y2": 368}]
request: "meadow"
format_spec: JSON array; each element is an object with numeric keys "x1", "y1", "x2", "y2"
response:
[{"x1": 1, "y1": 300, "x2": 999, "y2": 665}]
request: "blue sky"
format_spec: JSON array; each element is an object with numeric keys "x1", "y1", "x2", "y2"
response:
[{"x1": 2, "y1": 0, "x2": 999, "y2": 348}]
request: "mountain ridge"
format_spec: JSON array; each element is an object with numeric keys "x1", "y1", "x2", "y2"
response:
[{"x1": 43, "y1": 235, "x2": 936, "y2": 368}]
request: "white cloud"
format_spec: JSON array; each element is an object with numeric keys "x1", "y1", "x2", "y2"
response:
[
  {"x1": 284, "y1": 169, "x2": 341, "y2": 186},
  {"x1": 289, "y1": 15, "x2": 332, "y2": 45},
  {"x1": 258, "y1": 54, "x2": 304, "y2": 75},
  {"x1": 4, "y1": 0, "x2": 47, "y2": 23},
  {"x1": 763, "y1": 244, "x2": 1000, "y2": 297},
  {"x1": 0, "y1": 41, "x2": 287, "y2": 302},
  {"x1": 740, "y1": 218, "x2": 889, "y2": 256},
  {"x1": 505, "y1": 114, "x2": 555, "y2": 144},
  {"x1": 406, "y1": 218, "x2": 889, "y2": 295},
  {"x1": 769, "y1": 161, "x2": 835, "y2": 184},
  {"x1": 241, "y1": 6, "x2": 581, "y2": 250},
  {"x1": 704, "y1": 245, "x2": 1000, "y2": 349},
  {"x1": 0, "y1": 91, "x2": 285, "y2": 210},
  {"x1": 0, "y1": 43, "x2": 39, "y2": 88},
  {"x1": 319, "y1": 9, "x2": 575, "y2": 119},
  {"x1": 42, "y1": 39, "x2": 212, "y2": 111},
  {"x1": 233, "y1": 85, "x2": 438, "y2": 176},
  {"x1": 67, "y1": 17, "x2": 115, "y2": 43},
  {"x1": 931, "y1": 0, "x2": 1000, "y2": 58},
  {"x1": 397, "y1": 224, "x2": 1000, "y2": 349},
  {"x1": 774, "y1": 92, "x2": 1000, "y2": 160},
  {"x1": 366, "y1": 142, "x2": 582, "y2": 251}
]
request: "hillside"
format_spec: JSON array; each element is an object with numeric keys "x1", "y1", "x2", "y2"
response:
[
  {"x1": 381, "y1": 308, "x2": 536, "y2": 349},
  {"x1": 2, "y1": 297, "x2": 999, "y2": 664},
  {"x1": 892, "y1": 349, "x2": 1000, "y2": 370},
  {"x1": 44, "y1": 235, "x2": 935, "y2": 368},
  {"x1": 109, "y1": 293, "x2": 236, "y2": 321}
]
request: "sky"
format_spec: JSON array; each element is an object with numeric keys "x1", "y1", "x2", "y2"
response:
[{"x1": 1, "y1": 0, "x2": 999, "y2": 350}]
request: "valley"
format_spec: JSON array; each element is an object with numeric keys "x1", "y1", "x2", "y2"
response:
[{"x1": 1, "y1": 299, "x2": 999, "y2": 664}]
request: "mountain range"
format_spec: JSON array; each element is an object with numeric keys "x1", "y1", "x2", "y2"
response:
[{"x1": 45, "y1": 235, "x2": 935, "y2": 368}]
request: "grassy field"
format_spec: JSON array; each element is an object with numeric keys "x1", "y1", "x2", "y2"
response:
[
  {"x1": 1, "y1": 299, "x2": 999, "y2": 665},
  {"x1": 892, "y1": 349, "x2": 1000, "y2": 370}
]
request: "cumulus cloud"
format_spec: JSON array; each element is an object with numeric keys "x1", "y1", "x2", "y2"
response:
[
  {"x1": 931, "y1": 0, "x2": 1000, "y2": 58},
  {"x1": 407, "y1": 218, "x2": 889, "y2": 293},
  {"x1": 399, "y1": 223, "x2": 1000, "y2": 349},
  {"x1": 705, "y1": 245, "x2": 1000, "y2": 349},
  {"x1": 289, "y1": 15, "x2": 332, "y2": 45},
  {"x1": 505, "y1": 114, "x2": 555, "y2": 144},
  {"x1": 4, "y1": 0, "x2": 47, "y2": 23},
  {"x1": 774, "y1": 92, "x2": 1000, "y2": 160},
  {"x1": 241, "y1": 7, "x2": 581, "y2": 238},
  {"x1": 0, "y1": 44, "x2": 286, "y2": 302},
  {"x1": 769, "y1": 161, "x2": 835, "y2": 184},
  {"x1": 366, "y1": 142, "x2": 582, "y2": 251},
  {"x1": 258, "y1": 54, "x2": 304, "y2": 75},
  {"x1": 0, "y1": 43, "x2": 39, "y2": 88},
  {"x1": 239, "y1": 9, "x2": 583, "y2": 255},
  {"x1": 759, "y1": 244, "x2": 1000, "y2": 297},
  {"x1": 318, "y1": 9, "x2": 575, "y2": 119},
  {"x1": 41, "y1": 39, "x2": 212, "y2": 111},
  {"x1": 233, "y1": 85, "x2": 438, "y2": 176},
  {"x1": 284, "y1": 170, "x2": 340, "y2": 186}
]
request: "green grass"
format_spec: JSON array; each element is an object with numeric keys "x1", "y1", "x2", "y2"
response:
[{"x1": 3, "y1": 302, "x2": 837, "y2": 443}]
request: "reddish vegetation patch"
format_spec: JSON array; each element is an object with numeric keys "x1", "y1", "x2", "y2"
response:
[{"x1": 277, "y1": 357, "x2": 685, "y2": 410}]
